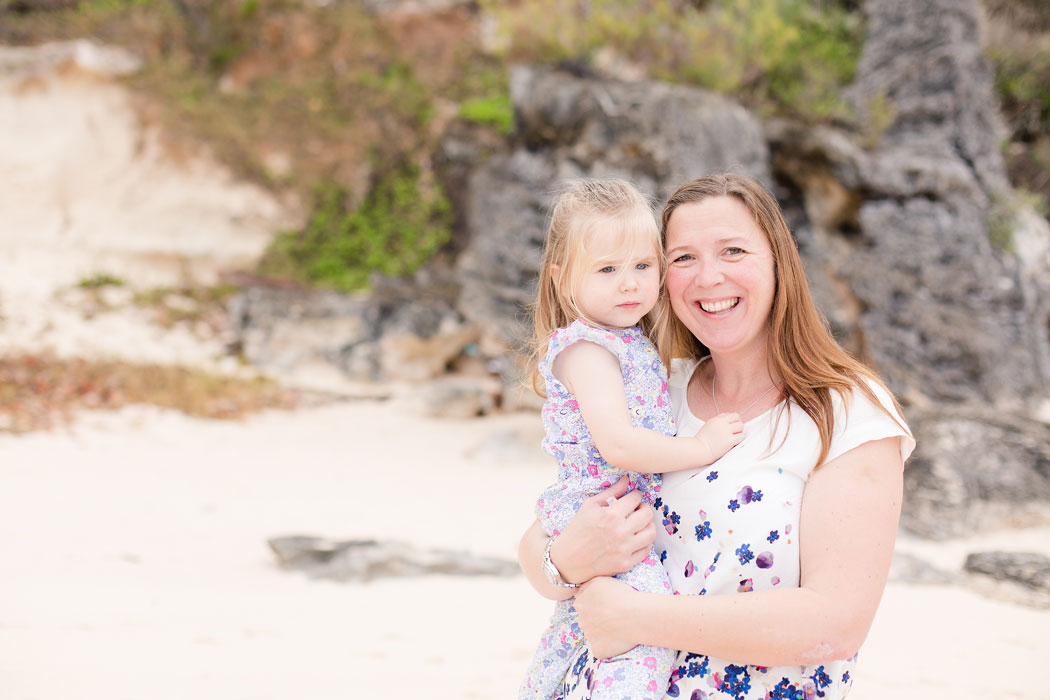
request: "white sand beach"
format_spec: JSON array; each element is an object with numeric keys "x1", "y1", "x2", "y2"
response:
[{"x1": 1, "y1": 399, "x2": 1048, "y2": 699}]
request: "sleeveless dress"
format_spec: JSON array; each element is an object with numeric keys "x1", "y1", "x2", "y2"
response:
[
  {"x1": 559, "y1": 357, "x2": 915, "y2": 700},
  {"x1": 520, "y1": 319, "x2": 678, "y2": 700}
]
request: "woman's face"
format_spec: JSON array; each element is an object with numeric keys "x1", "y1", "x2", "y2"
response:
[{"x1": 664, "y1": 196, "x2": 776, "y2": 358}]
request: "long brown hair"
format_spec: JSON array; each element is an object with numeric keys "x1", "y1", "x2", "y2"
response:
[
  {"x1": 529, "y1": 178, "x2": 664, "y2": 396},
  {"x1": 654, "y1": 173, "x2": 906, "y2": 468}
]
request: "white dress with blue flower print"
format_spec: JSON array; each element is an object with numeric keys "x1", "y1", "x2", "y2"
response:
[{"x1": 559, "y1": 357, "x2": 914, "y2": 700}]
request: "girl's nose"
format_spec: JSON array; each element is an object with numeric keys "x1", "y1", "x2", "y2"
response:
[{"x1": 620, "y1": 273, "x2": 639, "y2": 292}]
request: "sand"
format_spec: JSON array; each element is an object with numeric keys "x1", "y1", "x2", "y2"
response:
[{"x1": 1, "y1": 400, "x2": 1048, "y2": 699}]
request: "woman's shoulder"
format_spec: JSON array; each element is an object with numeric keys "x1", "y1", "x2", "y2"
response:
[{"x1": 826, "y1": 375, "x2": 915, "y2": 463}]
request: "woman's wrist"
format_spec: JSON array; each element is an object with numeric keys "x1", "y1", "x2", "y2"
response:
[{"x1": 549, "y1": 531, "x2": 590, "y2": 585}]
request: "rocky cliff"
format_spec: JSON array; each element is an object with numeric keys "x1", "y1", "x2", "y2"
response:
[{"x1": 229, "y1": 0, "x2": 1050, "y2": 538}]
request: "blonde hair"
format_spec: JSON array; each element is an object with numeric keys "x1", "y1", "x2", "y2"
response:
[
  {"x1": 529, "y1": 178, "x2": 665, "y2": 395},
  {"x1": 653, "y1": 173, "x2": 905, "y2": 469}
]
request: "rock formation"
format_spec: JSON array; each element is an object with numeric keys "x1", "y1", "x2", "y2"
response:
[
  {"x1": 770, "y1": 0, "x2": 1050, "y2": 538},
  {"x1": 454, "y1": 64, "x2": 771, "y2": 353},
  {"x1": 268, "y1": 535, "x2": 520, "y2": 582},
  {"x1": 228, "y1": 0, "x2": 1050, "y2": 539}
]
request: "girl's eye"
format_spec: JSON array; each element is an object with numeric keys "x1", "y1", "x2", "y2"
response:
[
  {"x1": 599, "y1": 266, "x2": 615, "y2": 273},
  {"x1": 635, "y1": 262, "x2": 650, "y2": 270}
]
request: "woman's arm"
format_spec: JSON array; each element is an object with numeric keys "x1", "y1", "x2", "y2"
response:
[
  {"x1": 555, "y1": 341, "x2": 742, "y2": 472},
  {"x1": 573, "y1": 437, "x2": 904, "y2": 666},
  {"x1": 518, "y1": 475, "x2": 657, "y2": 599}
]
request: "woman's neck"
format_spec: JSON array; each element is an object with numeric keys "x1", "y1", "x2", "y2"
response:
[{"x1": 706, "y1": 343, "x2": 780, "y2": 404}]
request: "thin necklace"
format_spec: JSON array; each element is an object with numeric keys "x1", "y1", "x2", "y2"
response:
[{"x1": 711, "y1": 370, "x2": 780, "y2": 417}]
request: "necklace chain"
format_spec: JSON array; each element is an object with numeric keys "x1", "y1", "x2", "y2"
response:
[{"x1": 711, "y1": 371, "x2": 780, "y2": 417}]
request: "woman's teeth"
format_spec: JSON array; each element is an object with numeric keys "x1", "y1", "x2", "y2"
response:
[{"x1": 700, "y1": 298, "x2": 739, "y2": 313}]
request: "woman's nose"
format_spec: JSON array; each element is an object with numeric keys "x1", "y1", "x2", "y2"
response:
[{"x1": 693, "y1": 258, "x2": 724, "y2": 287}]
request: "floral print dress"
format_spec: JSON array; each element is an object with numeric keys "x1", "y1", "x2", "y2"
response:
[
  {"x1": 559, "y1": 357, "x2": 915, "y2": 700},
  {"x1": 521, "y1": 319, "x2": 677, "y2": 700}
]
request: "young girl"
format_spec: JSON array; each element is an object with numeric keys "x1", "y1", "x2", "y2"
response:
[{"x1": 520, "y1": 179, "x2": 744, "y2": 700}]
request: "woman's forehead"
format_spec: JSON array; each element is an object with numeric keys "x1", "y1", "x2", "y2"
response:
[{"x1": 665, "y1": 197, "x2": 764, "y2": 248}]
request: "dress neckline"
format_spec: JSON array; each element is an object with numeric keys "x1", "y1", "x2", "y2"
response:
[{"x1": 684, "y1": 356, "x2": 785, "y2": 426}]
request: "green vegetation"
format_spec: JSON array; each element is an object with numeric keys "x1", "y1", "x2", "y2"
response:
[
  {"x1": 987, "y1": 188, "x2": 1049, "y2": 253},
  {"x1": 259, "y1": 166, "x2": 451, "y2": 292},
  {"x1": 480, "y1": 0, "x2": 864, "y2": 121},
  {"x1": 984, "y1": 2, "x2": 1050, "y2": 217},
  {"x1": 459, "y1": 94, "x2": 514, "y2": 134},
  {"x1": 77, "y1": 273, "x2": 125, "y2": 289}
]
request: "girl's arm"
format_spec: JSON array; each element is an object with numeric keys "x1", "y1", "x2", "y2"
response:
[
  {"x1": 517, "y1": 476, "x2": 656, "y2": 599},
  {"x1": 572, "y1": 437, "x2": 904, "y2": 666},
  {"x1": 554, "y1": 341, "x2": 741, "y2": 473}
]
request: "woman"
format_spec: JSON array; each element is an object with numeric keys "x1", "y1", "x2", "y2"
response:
[{"x1": 519, "y1": 174, "x2": 914, "y2": 699}]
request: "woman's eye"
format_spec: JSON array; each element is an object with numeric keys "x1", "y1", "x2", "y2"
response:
[
  {"x1": 725, "y1": 247, "x2": 746, "y2": 257},
  {"x1": 671, "y1": 254, "x2": 693, "y2": 264}
]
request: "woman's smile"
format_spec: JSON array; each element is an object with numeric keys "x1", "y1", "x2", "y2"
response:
[{"x1": 696, "y1": 297, "x2": 740, "y2": 314}]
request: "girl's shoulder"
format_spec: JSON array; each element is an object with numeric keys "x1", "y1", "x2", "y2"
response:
[{"x1": 547, "y1": 319, "x2": 643, "y2": 360}]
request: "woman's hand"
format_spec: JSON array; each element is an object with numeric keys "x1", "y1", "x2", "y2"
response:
[
  {"x1": 551, "y1": 475, "x2": 657, "y2": 584},
  {"x1": 574, "y1": 576, "x2": 639, "y2": 659}
]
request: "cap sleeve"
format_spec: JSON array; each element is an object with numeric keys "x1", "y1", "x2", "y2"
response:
[
  {"x1": 539, "y1": 319, "x2": 633, "y2": 378},
  {"x1": 825, "y1": 377, "x2": 915, "y2": 466}
]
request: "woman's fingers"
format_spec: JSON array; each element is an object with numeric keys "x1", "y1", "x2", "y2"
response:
[
  {"x1": 596, "y1": 475, "x2": 631, "y2": 505},
  {"x1": 607, "y1": 486, "x2": 643, "y2": 516}
]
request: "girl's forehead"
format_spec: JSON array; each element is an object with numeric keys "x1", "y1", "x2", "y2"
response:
[{"x1": 583, "y1": 225, "x2": 660, "y2": 260}]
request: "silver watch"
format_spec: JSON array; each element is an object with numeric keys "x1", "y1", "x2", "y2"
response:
[{"x1": 542, "y1": 536, "x2": 579, "y2": 589}]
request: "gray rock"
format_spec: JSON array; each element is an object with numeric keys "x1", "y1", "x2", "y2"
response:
[
  {"x1": 229, "y1": 263, "x2": 477, "y2": 382},
  {"x1": 964, "y1": 551, "x2": 1050, "y2": 608},
  {"x1": 902, "y1": 405, "x2": 1050, "y2": 539},
  {"x1": 770, "y1": 0, "x2": 1050, "y2": 408},
  {"x1": 965, "y1": 551, "x2": 1050, "y2": 591},
  {"x1": 411, "y1": 374, "x2": 503, "y2": 419},
  {"x1": 845, "y1": 0, "x2": 1009, "y2": 196},
  {"x1": 268, "y1": 535, "x2": 520, "y2": 582},
  {"x1": 888, "y1": 551, "x2": 957, "y2": 585}
]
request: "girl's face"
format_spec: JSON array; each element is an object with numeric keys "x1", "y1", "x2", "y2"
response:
[
  {"x1": 664, "y1": 196, "x2": 776, "y2": 357},
  {"x1": 568, "y1": 230, "x2": 661, "y2": 330}
]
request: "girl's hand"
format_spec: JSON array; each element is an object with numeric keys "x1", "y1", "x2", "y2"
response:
[
  {"x1": 574, "y1": 576, "x2": 639, "y2": 659},
  {"x1": 696, "y1": 412, "x2": 744, "y2": 461},
  {"x1": 552, "y1": 476, "x2": 656, "y2": 583}
]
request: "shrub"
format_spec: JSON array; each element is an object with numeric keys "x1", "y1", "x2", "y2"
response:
[
  {"x1": 458, "y1": 94, "x2": 514, "y2": 133},
  {"x1": 480, "y1": 0, "x2": 863, "y2": 122},
  {"x1": 259, "y1": 165, "x2": 451, "y2": 291}
]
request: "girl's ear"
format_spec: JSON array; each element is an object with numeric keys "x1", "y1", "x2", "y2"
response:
[{"x1": 551, "y1": 263, "x2": 565, "y2": 296}]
